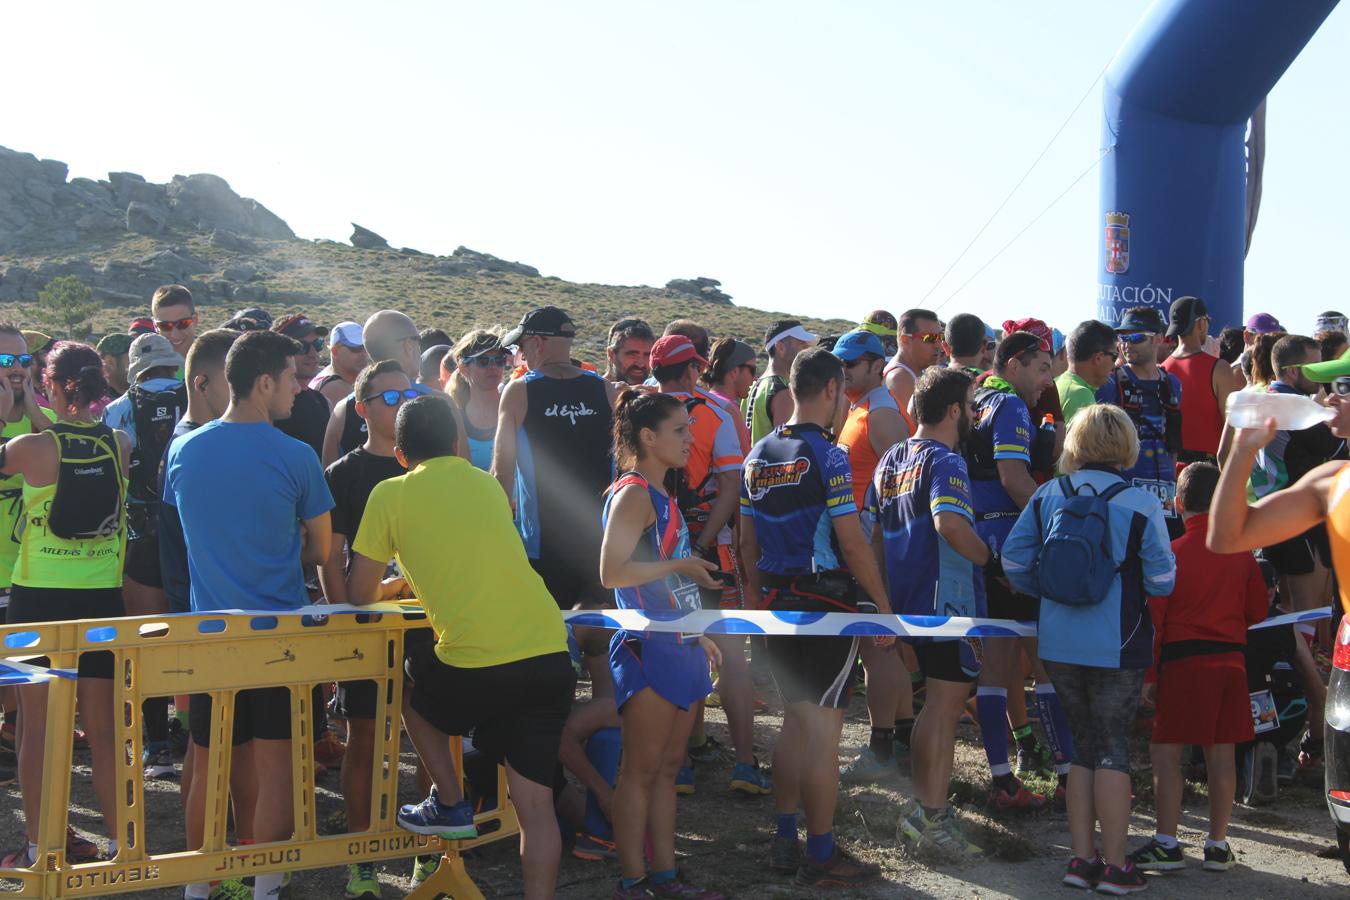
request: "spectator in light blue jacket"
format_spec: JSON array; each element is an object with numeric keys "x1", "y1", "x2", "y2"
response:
[{"x1": 1002, "y1": 403, "x2": 1175, "y2": 892}]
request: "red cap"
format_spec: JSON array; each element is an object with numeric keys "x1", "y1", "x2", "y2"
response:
[
  {"x1": 1002, "y1": 317, "x2": 1052, "y2": 353},
  {"x1": 128, "y1": 317, "x2": 155, "y2": 336},
  {"x1": 650, "y1": 335, "x2": 708, "y2": 369}
]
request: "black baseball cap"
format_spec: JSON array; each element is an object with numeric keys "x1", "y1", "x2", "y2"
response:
[
  {"x1": 502, "y1": 306, "x2": 576, "y2": 346},
  {"x1": 1165, "y1": 296, "x2": 1207, "y2": 338},
  {"x1": 1116, "y1": 307, "x2": 1166, "y2": 334}
]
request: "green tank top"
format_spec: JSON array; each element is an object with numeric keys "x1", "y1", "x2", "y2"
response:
[
  {"x1": 14, "y1": 422, "x2": 127, "y2": 590},
  {"x1": 743, "y1": 374, "x2": 788, "y2": 446}
]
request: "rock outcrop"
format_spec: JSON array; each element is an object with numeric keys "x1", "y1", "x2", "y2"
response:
[
  {"x1": 350, "y1": 223, "x2": 391, "y2": 251},
  {"x1": 665, "y1": 277, "x2": 732, "y2": 305}
]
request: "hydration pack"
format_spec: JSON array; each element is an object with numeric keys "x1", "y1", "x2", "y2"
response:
[
  {"x1": 664, "y1": 395, "x2": 715, "y2": 532},
  {"x1": 1114, "y1": 368, "x2": 1183, "y2": 455},
  {"x1": 47, "y1": 422, "x2": 123, "y2": 541},
  {"x1": 127, "y1": 382, "x2": 187, "y2": 504},
  {"x1": 1030, "y1": 476, "x2": 1131, "y2": 606}
]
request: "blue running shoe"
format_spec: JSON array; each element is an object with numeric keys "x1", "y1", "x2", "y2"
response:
[
  {"x1": 729, "y1": 761, "x2": 771, "y2": 795},
  {"x1": 397, "y1": 788, "x2": 477, "y2": 840},
  {"x1": 675, "y1": 766, "x2": 696, "y2": 796}
]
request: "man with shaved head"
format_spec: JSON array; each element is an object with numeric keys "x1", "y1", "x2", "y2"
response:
[{"x1": 322, "y1": 310, "x2": 465, "y2": 467}]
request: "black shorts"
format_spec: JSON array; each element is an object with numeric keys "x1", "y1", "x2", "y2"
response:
[
  {"x1": 760, "y1": 572, "x2": 860, "y2": 709},
  {"x1": 984, "y1": 568, "x2": 1038, "y2": 621},
  {"x1": 909, "y1": 638, "x2": 982, "y2": 684},
  {"x1": 337, "y1": 627, "x2": 435, "y2": 720},
  {"x1": 189, "y1": 686, "x2": 321, "y2": 747},
  {"x1": 124, "y1": 532, "x2": 163, "y2": 588},
  {"x1": 7, "y1": 584, "x2": 123, "y2": 679},
  {"x1": 530, "y1": 557, "x2": 607, "y2": 611},
  {"x1": 403, "y1": 644, "x2": 575, "y2": 788}
]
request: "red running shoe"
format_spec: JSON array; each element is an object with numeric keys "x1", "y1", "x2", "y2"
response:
[{"x1": 987, "y1": 777, "x2": 1046, "y2": 814}]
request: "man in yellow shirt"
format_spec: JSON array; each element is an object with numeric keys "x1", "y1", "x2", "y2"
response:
[{"x1": 348, "y1": 395, "x2": 572, "y2": 900}]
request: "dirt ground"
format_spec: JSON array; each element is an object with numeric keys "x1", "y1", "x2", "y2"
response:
[{"x1": 3, "y1": 683, "x2": 1348, "y2": 899}]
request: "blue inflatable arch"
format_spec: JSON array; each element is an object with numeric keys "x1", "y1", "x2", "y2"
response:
[{"x1": 1097, "y1": 0, "x2": 1340, "y2": 330}]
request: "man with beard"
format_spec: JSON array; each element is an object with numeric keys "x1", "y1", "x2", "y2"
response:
[
  {"x1": 876, "y1": 367, "x2": 990, "y2": 859},
  {"x1": 604, "y1": 318, "x2": 656, "y2": 386}
]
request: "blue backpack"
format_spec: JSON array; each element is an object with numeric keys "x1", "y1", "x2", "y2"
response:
[{"x1": 1032, "y1": 476, "x2": 1128, "y2": 606}]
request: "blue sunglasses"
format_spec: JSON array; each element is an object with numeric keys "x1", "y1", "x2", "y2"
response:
[{"x1": 360, "y1": 388, "x2": 419, "y2": 407}]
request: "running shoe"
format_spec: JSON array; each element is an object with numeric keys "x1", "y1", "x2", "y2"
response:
[
  {"x1": 572, "y1": 832, "x2": 618, "y2": 862},
  {"x1": 1129, "y1": 839, "x2": 1185, "y2": 872},
  {"x1": 1061, "y1": 855, "x2": 1103, "y2": 890},
  {"x1": 396, "y1": 788, "x2": 477, "y2": 840},
  {"x1": 208, "y1": 879, "x2": 253, "y2": 899},
  {"x1": 1095, "y1": 862, "x2": 1147, "y2": 895},
  {"x1": 1014, "y1": 739, "x2": 1053, "y2": 777},
  {"x1": 612, "y1": 881, "x2": 653, "y2": 899},
  {"x1": 705, "y1": 691, "x2": 723, "y2": 709},
  {"x1": 653, "y1": 881, "x2": 723, "y2": 898},
  {"x1": 675, "y1": 767, "x2": 695, "y2": 795},
  {"x1": 687, "y1": 735, "x2": 724, "y2": 764},
  {"x1": 895, "y1": 801, "x2": 983, "y2": 860},
  {"x1": 768, "y1": 835, "x2": 801, "y2": 873},
  {"x1": 1, "y1": 843, "x2": 33, "y2": 869},
  {"x1": 729, "y1": 761, "x2": 771, "y2": 795},
  {"x1": 344, "y1": 862, "x2": 381, "y2": 899},
  {"x1": 840, "y1": 746, "x2": 897, "y2": 784},
  {"x1": 409, "y1": 855, "x2": 439, "y2": 889},
  {"x1": 144, "y1": 744, "x2": 177, "y2": 779},
  {"x1": 794, "y1": 845, "x2": 881, "y2": 887},
  {"x1": 65, "y1": 826, "x2": 101, "y2": 862},
  {"x1": 167, "y1": 716, "x2": 190, "y2": 757},
  {"x1": 1202, "y1": 842, "x2": 1236, "y2": 872},
  {"x1": 314, "y1": 729, "x2": 347, "y2": 769},
  {"x1": 1298, "y1": 734, "x2": 1324, "y2": 770},
  {"x1": 987, "y1": 777, "x2": 1046, "y2": 814}
]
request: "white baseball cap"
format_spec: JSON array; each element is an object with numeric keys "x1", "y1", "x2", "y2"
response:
[{"x1": 329, "y1": 321, "x2": 363, "y2": 349}]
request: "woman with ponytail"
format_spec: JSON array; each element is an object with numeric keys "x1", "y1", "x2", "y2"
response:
[
  {"x1": 600, "y1": 389, "x2": 725, "y2": 900},
  {"x1": 444, "y1": 329, "x2": 507, "y2": 471},
  {"x1": 0, "y1": 342, "x2": 130, "y2": 868}
]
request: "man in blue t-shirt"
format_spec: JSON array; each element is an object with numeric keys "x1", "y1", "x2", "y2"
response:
[
  {"x1": 162, "y1": 330, "x2": 333, "y2": 900},
  {"x1": 1096, "y1": 306, "x2": 1183, "y2": 533},
  {"x1": 964, "y1": 330, "x2": 1064, "y2": 812},
  {"x1": 739, "y1": 348, "x2": 892, "y2": 887},
  {"x1": 870, "y1": 367, "x2": 992, "y2": 858}
]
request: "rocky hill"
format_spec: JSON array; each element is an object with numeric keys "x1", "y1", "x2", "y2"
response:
[{"x1": 0, "y1": 145, "x2": 851, "y2": 358}]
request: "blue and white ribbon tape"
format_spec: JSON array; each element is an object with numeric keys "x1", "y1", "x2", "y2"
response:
[{"x1": 1, "y1": 603, "x2": 1337, "y2": 686}]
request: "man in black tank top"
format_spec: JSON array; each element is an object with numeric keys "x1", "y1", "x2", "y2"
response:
[{"x1": 494, "y1": 306, "x2": 619, "y2": 611}]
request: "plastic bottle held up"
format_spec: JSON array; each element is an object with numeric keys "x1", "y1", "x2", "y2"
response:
[{"x1": 1226, "y1": 391, "x2": 1334, "y2": 431}]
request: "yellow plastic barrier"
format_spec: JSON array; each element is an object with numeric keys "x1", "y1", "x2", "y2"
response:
[{"x1": 0, "y1": 609, "x2": 519, "y2": 898}]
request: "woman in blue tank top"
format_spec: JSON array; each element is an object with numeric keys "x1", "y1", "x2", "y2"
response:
[
  {"x1": 445, "y1": 329, "x2": 506, "y2": 471},
  {"x1": 599, "y1": 389, "x2": 725, "y2": 899}
]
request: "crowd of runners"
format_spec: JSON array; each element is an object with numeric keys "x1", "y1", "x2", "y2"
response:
[{"x1": 0, "y1": 284, "x2": 1347, "y2": 898}]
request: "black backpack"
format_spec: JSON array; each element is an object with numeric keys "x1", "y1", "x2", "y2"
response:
[
  {"x1": 664, "y1": 395, "x2": 716, "y2": 530},
  {"x1": 127, "y1": 382, "x2": 187, "y2": 504},
  {"x1": 47, "y1": 422, "x2": 124, "y2": 541}
]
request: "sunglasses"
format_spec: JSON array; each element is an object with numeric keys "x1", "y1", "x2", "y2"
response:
[
  {"x1": 360, "y1": 388, "x2": 420, "y2": 407},
  {"x1": 983, "y1": 340, "x2": 997, "y2": 351},
  {"x1": 297, "y1": 338, "x2": 324, "y2": 353},
  {"x1": 909, "y1": 333, "x2": 943, "y2": 344},
  {"x1": 738, "y1": 363, "x2": 758, "y2": 377},
  {"x1": 468, "y1": 353, "x2": 509, "y2": 368},
  {"x1": 155, "y1": 316, "x2": 196, "y2": 332},
  {"x1": 1102, "y1": 349, "x2": 1119, "y2": 362},
  {"x1": 843, "y1": 355, "x2": 879, "y2": 369},
  {"x1": 1332, "y1": 376, "x2": 1350, "y2": 397},
  {"x1": 0, "y1": 353, "x2": 34, "y2": 369},
  {"x1": 1118, "y1": 332, "x2": 1155, "y2": 344}
]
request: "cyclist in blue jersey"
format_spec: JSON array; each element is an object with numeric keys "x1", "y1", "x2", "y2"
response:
[
  {"x1": 600, "y1": 390, "x2": 724, "y2": 900},
  {"x1": 739, "y1": 348, "x2": 893, "y2": 887},
  {"x1": 964, "y1": 331, "x2": 1069, "y2": 813},
  {"x1": 872, "y1": 367, "x2": 991, "y2": 859}
]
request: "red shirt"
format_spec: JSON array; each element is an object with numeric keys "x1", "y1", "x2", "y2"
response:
[{"x1": 1149, "y1": 513, "x2": 1266, "y2": 652}]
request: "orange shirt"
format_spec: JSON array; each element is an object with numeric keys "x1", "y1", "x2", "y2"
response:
[
  {"x1": 838, "y1": 384, "x2": 905, "y2": 510},
  {"x1": 1327, "y1": 464, "x2": 1350, "y2": 616}
]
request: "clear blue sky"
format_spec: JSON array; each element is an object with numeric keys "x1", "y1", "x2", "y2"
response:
[{"x1": 3, "y1": 1, "x2": 1345, "y2": 332}]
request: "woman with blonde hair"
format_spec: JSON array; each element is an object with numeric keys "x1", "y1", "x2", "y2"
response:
[
  {"x1": 1001, "y1": 403, "x2": 1177, "y2": 894},
  {"x1": 443, "y1": 328, "x2": 507, "y2": 471}
]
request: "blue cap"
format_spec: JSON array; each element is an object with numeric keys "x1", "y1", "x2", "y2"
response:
[
  {"x1": 832, "y1": 329, "x2": 888, "y2": 362},
  {"x1": 985, "y1": 324, "x2": 998, "y2": 342},
  {"x1": 1051, "y1": 327, "x2": 1065, "y2": 355}
]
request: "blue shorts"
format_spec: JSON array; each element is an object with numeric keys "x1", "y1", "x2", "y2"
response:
[{"x1": 609, "y1": 631, "x2": 712, "y2": 712}]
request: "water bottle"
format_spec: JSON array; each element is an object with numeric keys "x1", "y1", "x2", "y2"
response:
[{"x1": 1226, "y1": 391, "x2": 1334, "y2": 431}]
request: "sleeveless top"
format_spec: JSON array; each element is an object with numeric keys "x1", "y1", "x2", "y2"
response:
[
  {"x1": 1160, "y1": 352, "x2": 1223, "y2": 457},
  {"x1": 837, "y1": 383, "x2": 903, "y2": 511},
  {"x1": 743, "y1": 374, "x2": 787, "y2": 446},
  {"x1": 1326, "y1": 465, "x2": 1350, "y2": 616},
  {"x1": 457, "y1": 397, "x2": 496, "y2": 472},
  {"x1": 0, "y1": 414, "x2": 43, "y2": 590},
  {"x1": 515, "y1": 370, "x2": 613, "y2": 571},
  {"x1": 602, "y1": 471, "x2": 701, "y2": 643},
  {"x1": 15, "y1": 422, "x2": 127, "y2": 589}
]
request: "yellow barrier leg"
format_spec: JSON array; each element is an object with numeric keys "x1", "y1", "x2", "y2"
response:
[
  {"x1": 406, "y1": 850, "x2": 486, "y2": 900},
  {"x1": 34, "y1": 669, "x2": 76, "y2": 898},
  {"x1": 113, "y1": 649, "x2": 145, "y2": 862}
]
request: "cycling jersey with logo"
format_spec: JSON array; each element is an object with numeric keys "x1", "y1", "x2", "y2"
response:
[
  {"x1": 602, "y1": 472, "x2": 702, "y2": 643},
  {"x1": 867, "y1": 437, "x2": 979, "y2": 617},
  {"x1": 515, "y1": 370, "x2": 613, "y2": 571},
  {"x1": 740, "y1": 422, "x2": 854, "y2": 575},
  {"x1": 967, "y1": 385, "x2": 1032, "y2": 546}
]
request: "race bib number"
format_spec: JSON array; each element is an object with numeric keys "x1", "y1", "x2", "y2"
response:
[
  {"x1": 1132, "y1": 478, "x2": 1177, "y2": 518},
  {"x1": 1250, "y1": 689, "x2": 1279, "y2": 734}
]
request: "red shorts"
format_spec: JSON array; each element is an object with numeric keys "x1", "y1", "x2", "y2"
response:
[{"x1": 1153, "y1": 653, "x2": 1254, "y2": 745}]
